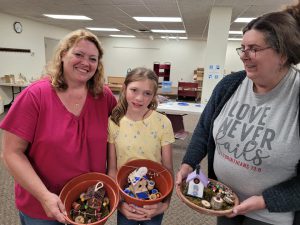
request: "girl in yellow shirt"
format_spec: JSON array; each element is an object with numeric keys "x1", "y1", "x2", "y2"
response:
[{"x1": 108, "y1": 67, "x2": 175, "y2": 225}]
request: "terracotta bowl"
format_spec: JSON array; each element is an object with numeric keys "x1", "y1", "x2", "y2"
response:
[
  {"x1": 176, "y1": 178, "x2": 239, "y2": 216},
  {"x1": 59, "y1": 172, "x2": 120, "y2": 225},
  {"x1": 116, "y1": 159, "x2": 173, "y2": 207}
]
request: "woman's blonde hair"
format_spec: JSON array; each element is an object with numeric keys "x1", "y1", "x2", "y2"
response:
[
  {"x1": 111, "y1": 67, "x2": 159, "y2": 126},
  {"x1": 45, "y1": 29, "x2": 104, "y2": 96}
]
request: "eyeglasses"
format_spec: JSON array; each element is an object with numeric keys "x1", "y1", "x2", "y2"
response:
[{"x1": 236, "y1": 46, "x2": 272, "y2": 58}]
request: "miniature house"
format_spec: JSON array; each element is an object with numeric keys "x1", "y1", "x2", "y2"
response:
[
  {"x1": 186, "y1": 165, "x2": 209, "y2": 198},
  {"x1": 128, "y1": 167, "x2": 150, "y2": 199},
  {"x1": 187, "y1": 177, "x2": 204, "y2": 198}
]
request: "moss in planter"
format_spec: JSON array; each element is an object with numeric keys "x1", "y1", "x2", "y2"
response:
[{"x1": 181, "y1": 180, "x2": 234, "y2": 211}]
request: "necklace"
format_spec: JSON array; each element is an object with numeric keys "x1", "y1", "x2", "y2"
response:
[
  {"x1": 70, "y1": 96, "x2": 84, "y2": 111},
  {"x1": 71, "y1": 95, "x2": 85, "y2": 110}
]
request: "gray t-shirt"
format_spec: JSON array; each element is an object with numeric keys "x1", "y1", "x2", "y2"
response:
[{"x1": 213, "y1": 67, "x2": 300, "y2": 225}]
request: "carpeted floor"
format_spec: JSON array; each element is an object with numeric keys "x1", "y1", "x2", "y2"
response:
[{"x1": 0, "y1": 109, "x2": 216, "y2": 225}]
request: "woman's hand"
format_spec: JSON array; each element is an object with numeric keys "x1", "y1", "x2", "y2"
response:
[
  {"x1": 118, "y1": 201, "x2": 150, "y2": 221},
  {"x1": 40, "y1": 191, "x2": 67, "y2": 223},
  {"x1": 133, "y1": 202, "x2": 168, "y2": 219},
  {"x1": 227, "y1": 195, "x2": 266, "y2": 218},
  {"x1": 176, "y1": 163, "x2": 193, "y2": 185}
]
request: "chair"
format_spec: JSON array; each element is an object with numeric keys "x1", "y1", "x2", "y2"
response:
[
  {"x1": 177, "y1": 82, "x2": 199, "y2": 102},
  {"x1": 161, "y1": 112, "x2": 189, "y2": 140}
]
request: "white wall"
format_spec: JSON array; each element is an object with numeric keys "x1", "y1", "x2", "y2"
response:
[
  {"x1": 45, "y1": 37, "x2": 60, "y2": 64},
  {"x1": 0, "y1": 13, "x2": 70, "y2": 104},
  {"x1": 101, "y1": 38, "x2": 207, "y2": 84},
  {"x1": 0, "y1": 12, "x2": 244, "y2": 104},
  {"x1": 101, "y1": 38, "x2": 244, "y2": 84},
  {"x1": 0, "y1": 13, "x2": 69, "y2": 78},
  {"x1": 224, "y1": 41, "x2": 244, "y2": 73}
]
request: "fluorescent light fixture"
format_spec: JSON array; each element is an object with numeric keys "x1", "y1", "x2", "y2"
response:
[
  {"x1": 234, "y1": 17, "x2": 255, "y2": 23},
  {"x1": 86, "y1": 27, "x2": 120, "y2": 31},
  {"x1": 133, "y1": 17, "x2": 182, "y2": 22},
  {"x1": 151, "y1": 29, "x2": 186, "y2": 33},
  {"x1": 161, "y1": 36, "x2": 187, "y2": 40},
  {"x1": 229, "y1": 31, "x2": 243, "y2": 35},
  {"x1": 43, "y1": 14, "x2": 92, "y2": 20},
  {"x1": 228, "y1": 38, "x2": 242, "y2": 41},
  {"x1": 110, "y1": 34, "x2": 136, "y2": 38}
]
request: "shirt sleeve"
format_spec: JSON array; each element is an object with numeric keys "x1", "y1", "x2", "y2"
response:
[
  {"x1": 108, "y1": 118, "x2": 117, "y2": 143},
  {"x1": 160, "y1": 115, "x2": 175, "y2": 146},
  {"x1": 104, "y1": 86, "x2": 117, "y2": 114},
  {"x1": 0, "y1": 86, "x2": 40, "y2": 143}
]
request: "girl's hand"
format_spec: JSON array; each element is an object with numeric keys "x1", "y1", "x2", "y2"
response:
[
  {"x1": 133, "y1": 202, "x2": 168, "y2": 218},
  {"x1": 118, "y1": 202, "x2": 150, "y2": 221},
  {"x1": 176, "y1": 163, "x2": 193, "y2": 185},
  {"x1": 226, "y1": 195, "x2": 266, "y2": 218},
  {"x1": 40, "y1": 191, "x2": 66, "y2": 223}
]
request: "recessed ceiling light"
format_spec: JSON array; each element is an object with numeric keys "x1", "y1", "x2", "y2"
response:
[
  {"x1": 109, "y1": 35, "x2": 136, "y2": 38},
  {"x1": 161, "y1": 36, "x2": 187, "y2": 40},
  {"x1": 228, "y1": 38, "x2": 242, "y2": 41},
  {"x1": 229, "y1": 31, "x2": 243, "y2": 35},
  {"x1": 234, "y1": 17, "x2": 255, "y2": 23},
  {"x1": 43, "y1": 14, "x2": 92, "y2": 20},
  {"x1": 133, "y1": 17, "x2": 182, "y2": 22},
  {"x1": 86, "y1": 27, "x2": 120, "y2": 31},
  {"x1": 151, "y1": 29, "x2": 186, "y2": 33}
]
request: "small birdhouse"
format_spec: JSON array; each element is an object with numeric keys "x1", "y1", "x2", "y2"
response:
[
  {"x1": 128, "y1": 167, "x2": 150, "y2": 200},
  {"x1": 186, "y1": 165, "x2": 209, "y2": 198}
]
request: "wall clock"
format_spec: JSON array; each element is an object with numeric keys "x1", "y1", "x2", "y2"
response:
[{"x1": 13, "y1": 21, "x2": 23, "y2": 33}]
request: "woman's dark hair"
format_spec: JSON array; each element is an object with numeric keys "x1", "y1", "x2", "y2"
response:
[{"x1": 242, "y1": 1, "x2": 300, "y2": 65}]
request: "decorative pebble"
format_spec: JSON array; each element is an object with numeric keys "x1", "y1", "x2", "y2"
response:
[
  {"x1": 74, "y1": 215, "x2": 85, "y2": 223},
  {"x1": 201, "y1": 200, "x2": 211, "y2": 209}
]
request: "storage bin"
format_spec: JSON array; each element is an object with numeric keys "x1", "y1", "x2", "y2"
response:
[{"x1": 161, "y1": 81, "x2": 172, "y2": 93}]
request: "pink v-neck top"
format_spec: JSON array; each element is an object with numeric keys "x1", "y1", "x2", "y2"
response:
[{"x1": 0, "y1": 78, "x2": 117, "y2": 219}]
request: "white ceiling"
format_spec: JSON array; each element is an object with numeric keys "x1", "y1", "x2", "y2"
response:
[{"x1": 0, "y1": 0, "x2": 296, "y2": 40}]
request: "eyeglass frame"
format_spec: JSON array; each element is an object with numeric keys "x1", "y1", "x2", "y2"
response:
[{"x1": 236, "y1": 46, "x2": 272, "y2": 57}]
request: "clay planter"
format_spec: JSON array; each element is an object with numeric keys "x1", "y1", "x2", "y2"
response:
[
  {"x1": 116, "y1": 159, "x2": 173, "y2": 207},
  {"x1": 59, "y1": 172, "x2": 119, "y2": 225},
  {"x1": 176, "y1": 178, "x2": 239, "y2": 216}
]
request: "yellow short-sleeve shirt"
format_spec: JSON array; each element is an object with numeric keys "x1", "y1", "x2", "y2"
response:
[{"x1": 108, "y1": 111, "x2": 175, "y2": 169}]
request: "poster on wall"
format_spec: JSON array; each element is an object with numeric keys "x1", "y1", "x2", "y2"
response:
[{"x1": 208, "y1": 64, "x2": 221, "y2": 80}]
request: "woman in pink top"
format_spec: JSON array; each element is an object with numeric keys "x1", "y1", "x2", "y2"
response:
[{"x1": 0, "y1": 29, "x2": 116, "y2": 225}]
